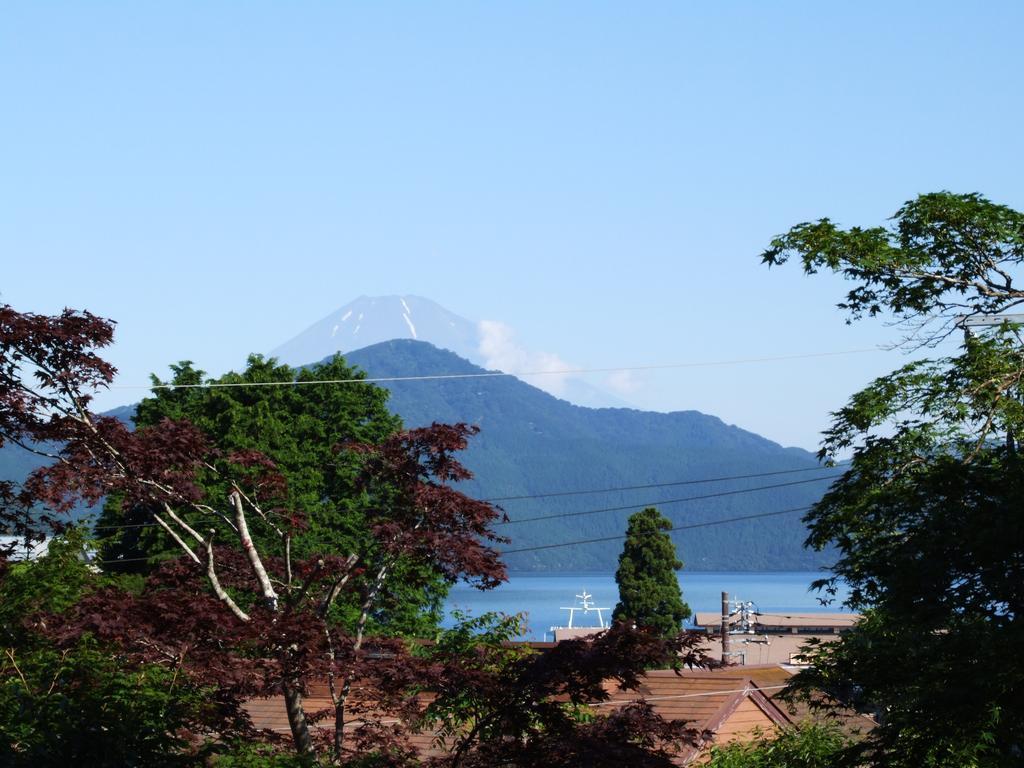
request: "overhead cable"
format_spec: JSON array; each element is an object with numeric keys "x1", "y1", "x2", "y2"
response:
[
  {"x1": 87, "y1": 472, "x2": 838, "y2": 532},
  {"x1": 108, "y1": 347, "x2": 884, "y2": 391},
  {"x1": 499, "y1": 505, "x2": 813, "y2": 554},
  {"x1": 92, "y1": 506, "x2": 813, "y2": 564},
  {"x1": 482, "y1": 465, "x2": 840, "y2": 502},
  {"x1": 497, "y1": 475, "x2": 837, "y2": 525},
  {"x1": 590, "y1": 684, "x2": 790, "y2": 707}
]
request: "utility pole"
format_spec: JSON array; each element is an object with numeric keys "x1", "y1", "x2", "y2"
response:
[
  {"x1": 720, "y1": 591, "x2": 730, "y2": 663},
  {"x1": 958, "y1": 313, "x2": 1024, "y2": 454},
  {"x1": 957, "y1": 313, "x2": 1024, "y2": 341}
]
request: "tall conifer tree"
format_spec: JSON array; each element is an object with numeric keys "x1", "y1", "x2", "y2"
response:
[{"x1": 613, "y1": 506, "x2": 690, "y2": 637}]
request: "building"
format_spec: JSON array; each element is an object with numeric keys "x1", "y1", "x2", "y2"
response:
[{"x1": 692, "y1": 606, "x2": 861, "y2": 666}]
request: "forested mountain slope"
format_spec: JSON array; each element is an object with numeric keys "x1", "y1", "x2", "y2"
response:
[
  {"x1": 0, "y1": 405, "x2": 137, "y2": 524},
  {"x1": 344, "y1": 340, "x2": 835, "y2": 572}
]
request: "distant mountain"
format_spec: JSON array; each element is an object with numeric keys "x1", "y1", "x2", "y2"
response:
[
  {"x1": 272, "y1": 295, "x2": 482, "y2": 367},
  {"x1": 270, "y1": 295, "x2": 630, "y2": 409},
  {"x1": 344, "y1": 340, "x2": 835, "y2": 573},
  {"x1": 0, "y1": 443, "x2": 48, "y2": 488},
  {"x1": 0, "y1": 407, "x2": 137, "y2": 523}
]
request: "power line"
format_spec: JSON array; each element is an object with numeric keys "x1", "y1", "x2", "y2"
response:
[
  {"x1": 86, "y1": 471, "x2": 839, "y2": 532},
  {"x1": 500, "y1": 506, "x2": 812, "y2": 555},
  {"x1": 345, "y1": 684, "x2": 795, "y2": 715},
  {"x1": 92, "y1": 506, "x2": 813, "y2": 564},
  {"x1": 84, "y1": 467, "x2": 843, "y2": 532},
  {"x1": 750, "y1": 613, "x2": 857, "y2": 621},
  {"x1": 482, "y1": 465, "x2": 840, "y2": 502},
  {"x1": 497, "y1": 475, "x2": 838, "y2": 525},
  {"x1": 93, "y1": 518, "x2": 221, "y2": 532},
  {"x1": 334, "y1": 685, "x2": 796, "y2": 714},
  {"x1": 95, "y1": 555, "x2": 175, "y2": 565},
  {"x1": 108, "y1": 347, "x2": 883, "y2": 391},
  {"x1": 591, "y1": 683, "x2": 790, "y2": 707}
]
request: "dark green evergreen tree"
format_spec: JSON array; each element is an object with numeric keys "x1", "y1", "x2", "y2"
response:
[{"x1": 612, "y1": 506, "x2": 690, "y2": 637}]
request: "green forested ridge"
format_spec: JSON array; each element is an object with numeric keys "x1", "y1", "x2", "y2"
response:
[
  {"x1": 0, "y1": 443, "x2": 45, "y2": 489},
  {"x1": 0, "y1": 404, "x2": 136, "y2": 526},
  {"x1": 0, "y1": 406, "x2": 134, "y2": 494},
  {"x1": 344, "y1": 340, "x2": 835, "y2": 572}
]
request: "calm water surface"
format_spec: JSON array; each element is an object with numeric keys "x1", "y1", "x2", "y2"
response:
[{"x1": 443, "y1": 571, "x2": 849, "y2": 640}]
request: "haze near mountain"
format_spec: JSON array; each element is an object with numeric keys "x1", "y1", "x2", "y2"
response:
[{"x1": 271, "y1": 295, "x2": 629, "y2": 408}]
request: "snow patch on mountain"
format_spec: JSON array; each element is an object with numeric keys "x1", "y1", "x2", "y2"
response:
[{"x1": 402, "y1": 313, "x2": 417, "y2": 339}]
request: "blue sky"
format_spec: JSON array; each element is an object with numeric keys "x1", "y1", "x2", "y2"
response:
[{"x1": 2, "y1": 2, "x2": 1021, "y2": 450}]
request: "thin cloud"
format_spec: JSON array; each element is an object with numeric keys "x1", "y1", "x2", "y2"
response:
[
  {"x1": 605, "y1": 368, "x2": 643, "y2": 395},
  {"x1": 477, "y1": 320, "x2": 572, "y2": 396}
]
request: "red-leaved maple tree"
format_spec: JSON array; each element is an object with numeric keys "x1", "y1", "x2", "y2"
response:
[{"x1": 1, "y1": 305, "x2": 509, "y2": 761}]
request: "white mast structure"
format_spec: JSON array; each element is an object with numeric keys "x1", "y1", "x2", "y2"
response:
[{"x1": 556, "y1": 590, "x2": 610, "y2": 629}]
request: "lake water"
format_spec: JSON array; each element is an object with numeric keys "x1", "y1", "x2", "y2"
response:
[{"x1": 443, "y1": 571, "x2": 849, "y2": 640}]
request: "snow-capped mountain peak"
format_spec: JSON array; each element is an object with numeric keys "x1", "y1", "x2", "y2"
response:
[
  {"x1": 270, "y1": 295, "x2": 480, "y2": 366},
  {"x1": 269, "y1": 295, "x2": 632, "y2": 408}
]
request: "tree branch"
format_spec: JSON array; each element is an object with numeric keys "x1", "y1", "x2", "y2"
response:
[
  {"x1": 318, "y1": 553, "x2": 360, "y2": 619},
  {"x1": 205, "y1": 532, "x2": 250, "y2": 622},
  {"x1": 231, "y1": 483, "x2": 286, "y2": 540},
  {"x1": 0, "y1": 431, "x2": 63, "y2": 462},
  {"x1": 153, "y1": 513, "x2": 201, "y2": 565},
  {"x1": 335, "y1": 558, "x2": 391, "y2": 761},
  {"x1": 3, "y1": 648, "x2": 31, "y2": 694},
  {"x1": 230, "y1": 488, "x2": 278, "y2": 611},
  {"x1": 285, "y1": 534, "x2": 292, "y2": 588},
  {"x1": 193, "y1": 503, "x2": 237, "y2": 532},
  {"x1": 160, "y1": 503, "x2": 206, "y2": 546},
  {"x1": 284, "y1": 559, "x2": 323, "y2": 614}
]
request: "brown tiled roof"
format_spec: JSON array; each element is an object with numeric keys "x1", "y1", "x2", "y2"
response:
[
  {"x1": 599, "y1": 666, "x2": 797, "y2": 764},
  {"x1": 603, "y1": 666, "x2": 792, "y2": 726},
  {"x1": 244, "y1": 685, "x2": 447, "y2": 759},
  {"x1": 244, "y1": 663, "x2": 869, "y2": 764}
]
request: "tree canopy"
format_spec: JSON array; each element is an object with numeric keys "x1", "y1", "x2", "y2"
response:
[
  {"x1": 704, "y1": 722, "x2": 850, "y2": 768},
  {"x1": 97, "y1": 355, "x2": 454, "y2": 637},
  {"x1": 0, "y1": 530, "x2": 222, "y2": 766},
  {"x1": 612, "y1": 507, "x2": 691, "y2": 638},
  {"x1": 764, "y1": 192, "x2": 1024, "y2": 766},
  {"x1": 762, "y1": 191, "x2": 1024, "y2": 344},
  {"x1": 422, "y1": 612, "x2": 712, "y2": 768}
]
